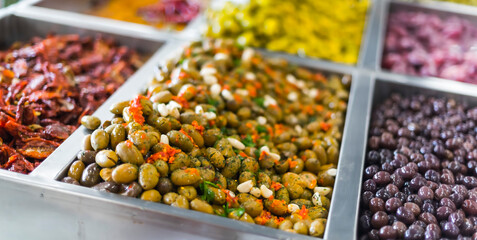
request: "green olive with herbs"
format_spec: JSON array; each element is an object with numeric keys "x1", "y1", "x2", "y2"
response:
[
  {"x1": 154, "y1": 160, "x2": 169, "y2": 177},
  {"x1": 181, "y1": 124, "x2": 204, "y2": 148},
  {"x1": 91, "y1": 129, "x2": 109, "y2": 151},
  {"x1": 168, "y1": 152, "x2": 190, "y2": 172},
  {"x1": 241, "y1": 157, "x2": 259, "y2": 173},
  {"x1": 81, "y1": 115, "x2": 101, "y2": 130},
  {"x1": 238, "y1": 171, "x2": 256, "y2": 185},
  {"x1": 167, "y1": 130, "x2": 194, "y2": 152},
  {"x1": 170, "y1": 168, "x2": 201, "y2": 186},
  {"x1": 68, "y1": 160, "x2": 85, "y2": 181},
  {"x1": 221, "y1": 156, "x2": 241, "y2": 178},
  {"x1": 206, "y1": 147, "x2": 225, "y2": 169},
  {"x1": 115, "y1": 141, "x2": 144, "y2": 165},
  {"x1": 242, "y1": 199, "x2": 263, "y2": 218},
  {"x1": 139, "y1": 163, "x2": 160, "y2": 190}
]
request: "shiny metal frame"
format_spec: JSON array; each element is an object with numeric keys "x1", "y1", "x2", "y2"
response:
[{"x1": 1, "y1": 0, "x2": 477, "y2": 239}]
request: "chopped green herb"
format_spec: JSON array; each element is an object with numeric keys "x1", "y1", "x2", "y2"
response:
[
  {"x1": 207, "y1": 108, "x2": 217, "y2": 113},
  {"x1": 264, "y1": 135, "x2": 270, "y2": 141},
  {"x1": 254, "y1": 149, "x2": 260, "y2": 158},
  {"x1": 242, "y1": 134, "x2": 255, "y2": 147},
  {"x1": 233, "y1": 59, "x2": 241, "y2": 67},
  {"x1": 199, "y1": 181, "x2": 218, "y2": 203},
  {"x1": 253, "y1": 97, "x2": 265, "y2": 108},
  {"x1": 256, "y1": 125, "x2": 267, "y2": 133},
  {"x1": 238, "y1": 155, "x2": 245, "y2": 161},
  {"x1": 207, "y1": 97, "x2": 219, "y2": 107}
]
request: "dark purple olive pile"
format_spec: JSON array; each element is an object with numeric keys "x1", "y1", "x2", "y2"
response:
[{"x1": 359, "y1": 93, "x2": 477, "y2": 240}]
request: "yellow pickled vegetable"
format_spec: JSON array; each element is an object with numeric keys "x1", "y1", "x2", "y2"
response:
[{"x1": 206, "y1": 0, "x2": 370, "y2": 64}]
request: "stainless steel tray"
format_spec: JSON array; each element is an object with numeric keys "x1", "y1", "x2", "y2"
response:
[
  {"x1": 44, "y1": 37, "x2": 366, "y2": 240},
  {"x1": 352, "y1": 71, "x2": 477, "y2": 239},
  {"x1": 0, "y1": 12, "x2": 167, "y2": 177},
  {"x1": 369, "y1": 0, "x2": 477, "y2": 74},
  {"x1": 27, "y1": 0, "x2": 205, "y2": 40},
  {"x1": 192, "y1": 0, "x2": 378, "y2": 68},
  {"x1": 1, "y1": 0, "x2": 476, "y2": 239}
]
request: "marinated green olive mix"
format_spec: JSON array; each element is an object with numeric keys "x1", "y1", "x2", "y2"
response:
[{"x1": 62, "y1": 39, "x2": 350, "y2": 237}]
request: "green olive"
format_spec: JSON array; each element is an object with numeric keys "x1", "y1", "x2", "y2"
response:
[
  {"x1": 308, "y1": 206, "x2": 328, "y2": 220},
  {"x1": 177, "y1": 186, "x2": 197, "y2": 201},
  {"x1": 80, "y1": 163, "x2": 101, "y2": 187},
  {"x1": 112, "y1": 163, "x2": 138, "y2": 184},
  {"x1": 265, "y1": 199, "x2": 288, "y2": 216},
  {"x1": 305, "y1": 158, "x2": 321, "y2": 174},
  {"x1": 170, "y1": 168, "x2": 201, "y2": 186},
  {"x1": 279, "y1": 219, "x2": 294, "y2": 230},
  {"x1": 309, "y1": 219, "x2": 326, "y2": 237},
  {"x1": 294, "y1": 221, "x2": 309, "y2": 235},
  {"x1": 153, "y1": 160, "x2": 169, "y2": 177},
  {"x1": 167, "y1": 130, "x2": 194, "y2": 152},
  {"x1": 276, "y1": 187, "x2": 290, "y2": 203},
  {"x1": 241, "y1": 157, "x2": 259, "y2": 173},
  {"x1": 238, "y1": 171, "x2": 256, "y2": 185},
  {"x1": 111, "y1": 117, "x2": 125, "y2": 125},
  {"x1": 110, "y1": 124, "x2": 126, "y2": 150},
  {"x1": 203, "y1": 128, "x2": 222, "y2": 147},
  {"x1": 181, "y1": 124, "x2": 204, "y2": 147},
  {"x1": 128, "y1": 130, "x2": 152, "y2": 155},
  {"x1": 109, "y1": 101, "x2": 129, "y2": 115},
  {"x1": 100, "y1": 168, "x2": 113, "y2": 182},
  {"x1": 115, "y1": 141, "x2": 144, "y2": 165},
  {"x1": 139, "y1": 163, "x2": 160, "y2": 190},
  {"x1": 171, "y1": 195, "x2": 190, "y2": 209},
  {"x1": 257, "y1": 172, "x2": 271, "y2": 188},
  {"x1": 81, "y1": 115, "x2": 101, "y2": 130},
  {"x1": 198, "y1": 167, "x2": 215, "y2": 183},
  {"x1": 68, "y1": 160, "x2": 85, "y2": 181},
  {"x1": 91, "y1": 129, "x2": 109, "y2": 151},
  {"x1": 221, "y1": 156, "x2": 241, "y2": 178},
  {"x1": 140, "y1": 189, "x2": 162, "y2": 202},
  {"x1": 163, "y1": 192, "x2": 179, "y2": 205},
  {"x1": 168, "y1": 152, "x2": 191, "y2": 172},
  {"x1": 155, "y1": 117, "x2": 172, "y2": 134},
  {"x1": 150, "y1": 90, "x2": 172, "y2": 103},
  {"x1": 95, "y1": 150, "x2": 118, "y2": 168},
  {"x1": 190, "y1": 199, "x2": 214, "y2": 214},
  {"x1": 206, "y1": 147, "x2": 225, "y2": 169},
  {"x1": 242, "y1": 199, "x2": 263, "y2": 217},
  {"x1": 82, "y1": 134, "x2": 93, "y2": 151}
]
